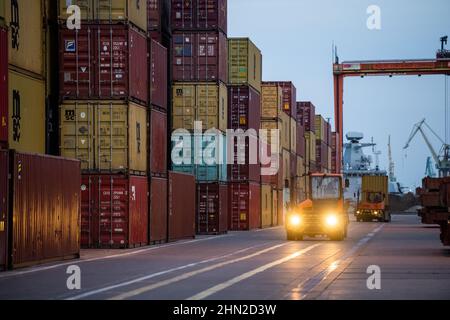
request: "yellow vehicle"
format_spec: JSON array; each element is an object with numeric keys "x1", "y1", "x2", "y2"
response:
[{"x1": 286, "y1": 173, "x2": 349, "y2": 241}]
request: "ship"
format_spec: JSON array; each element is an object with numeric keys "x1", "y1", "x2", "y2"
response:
[{"x1": 343, "y1": 132, "x2": 388, "y2": 204}]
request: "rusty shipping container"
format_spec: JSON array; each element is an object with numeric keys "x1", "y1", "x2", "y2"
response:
[
  {"x1": 59, "y1": 24, "x2": 148, "y2": 105},
  {"x1": 297, "y1": 101, "x2": 316, "y2": 132},
  {"x1": 81, "y1": 174, "x2": 148, "y2": 248},
  {"x1": 228, "y1": 85, "x2": 261, "y2": 183},
  {"x1": 171, "y1": 0, "x2": 227, "y2": 34},
  {"x1": 0, "y1": 150, "x2": 8, "y2": 270},
  {"x1": 172, "y1": 31, "x2": 227, "y2": 83},
  {"x1": 0, "y1": 27, "x2": 7, "y2": 148},
  {"x1": 150, "y1": 39, "x2": 168, "y2": 110},
  {"x1": 58, "y1": 0, "x2": 148, "y2": 32},
  {"x1": 150, "y1": 109, "x2": 168, "y2": 177},
  {"x1": 150, "y1": 177, "x2": 168, "y2": 243},
  {"x1": 4, "y1": 151, "x2": 80, "y2": 269},
  {"x1": 60, "y1": 100, "x2": 148, "y2": 173},
  {"x1": 172, "y1": 82, "x2": 228, "y2": 132},
  {"x1": 4, "y1": 0, "x2": 44, "y2": 76},
  {"x1": 196, "y1": 182, "x2": 228, "y2": 235},
  {"x1": 168, "y1": 171, "x2": 196, "y2": 241},
  {"x1": 8, "y1": 69, "x2": 46, "y2": 154},
  {"x1": 264, "y1": 82, "x2": 297, "y2": 119},
  {"x1": 229, "y1": 182, "x2": 261, "y2": 231}
]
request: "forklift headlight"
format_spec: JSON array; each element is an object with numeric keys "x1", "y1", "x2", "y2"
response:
[
  {"x1": 289, "y1": 215, "x2": 302, "y2": 226},
  {"x1": 374, "y1": 211, "x2": 379, "y2": 215},
  {"x1": 325, "y1": 214, "x2": 339, "y2": 227}
]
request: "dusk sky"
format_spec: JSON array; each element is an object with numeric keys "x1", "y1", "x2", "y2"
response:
[{"x1": 229, "y1": 0, "x2": 450, "y2": 188}]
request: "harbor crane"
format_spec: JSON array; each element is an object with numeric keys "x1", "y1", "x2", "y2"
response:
[
  {"x1": 404, "y1": 119, "x2": 450, "y2": 177},
  {"x1": 425, "y1": 157, "x2": 437, "y2": 177}
]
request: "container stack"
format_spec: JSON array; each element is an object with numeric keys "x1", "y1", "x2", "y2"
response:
[
  {"x1": 315, "y1": 115, "x2": 330, "y2": 173},
  {"x1": 1, "y1": 0, "x2": 46, "y2": 154},
  {"x1": 58, "y1": 1, "x2": 150, "y2": 248},
  {"x1": 170, "y1": 0, "x2": 229, "y2": 235},
  {"x1": 228, "y1": 38, "x2": 262, "y2": 231},
  {"x1": 298, "y1": 102, "x2": 317, "y2": 176},
  {"x1": 148, "y1": 0, "x2": 171, "y2": 45}
]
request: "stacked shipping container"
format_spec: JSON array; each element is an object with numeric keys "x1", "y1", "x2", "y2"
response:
[
  {"x1": 171, "y1": 0, "x2": 229, "y2": 235},
  {"x1": 57, "y1": 1, "x2": 152, "y2": 248},
  {"x1": 228, "y1": 38, "x2": 262, "y2": 231}
]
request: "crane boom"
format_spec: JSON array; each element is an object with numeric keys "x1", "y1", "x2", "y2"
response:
[{"x1": 404, "y1": 119, "x2": 440, "y2": 165}]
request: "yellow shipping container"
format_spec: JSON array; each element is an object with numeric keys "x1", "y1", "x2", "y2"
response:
[
  {"x1": 290, "y1": 117, "x2": 296, "y2": 153},
  {"x1": 261, "y1": 84, "x2": 282, "y2": 118},
  {"x1": 327, "y1": 145, "x2": 332, "y2": 171},
  {"x1": 8, "y1": 69, "x2": 46, "y2": 153},
  {"x1": 305, "y1": 131, "x2": 316, "y2": 165},
  {"x1": 361, "y1": 175, "x2": 389, "y2": 205},
  {"x1": 261, "y1": 113, "x2": 289, "y2": 153},
  {"x1": 315, "y1": 115, "x2": 327, "y2": 142},
  {"x1": 60, "y1": 101, "x2": 147, "y2": 172},
  {"x1": 4, "y1": 0, "x2": 44, "y2": 75},
  {"x1": 228, "y1": 38, "x2": 262, "y2": 93},
  {"x1": 58, "y1": 0, "x2": 147, "y2": 32},
  {"x1": 172, "y1": 82, "x2": 228, "y2": 132},
  {"x1": 261, "y1": 184, "x2": 273, "y2": 228}
]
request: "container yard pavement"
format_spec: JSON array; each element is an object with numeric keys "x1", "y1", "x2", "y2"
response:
[{"x1": 0, "y1": 214, "x2": 449, "y2": 300}]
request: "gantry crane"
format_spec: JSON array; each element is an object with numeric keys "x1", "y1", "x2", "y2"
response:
[{"x1": 404, "y1": 119, "x2": 450, "y2": 177}]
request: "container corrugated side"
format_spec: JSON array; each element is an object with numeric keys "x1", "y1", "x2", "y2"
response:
[
  {"x1": 261, "y1": 184, "x2": 273, "y2": 228},
  {"x1": 10, "y1": 152, "x2": 80, "y2": 269},
  {"x1": 60, "y1": 101, "x2": 148, "y2": 173},
  {"x1": 264, "y1": 82, "x2": 297, "y2": 119},
  {"x1": 172, "y1": 82, "x2": 228, "y2": 132},
  {"x1": 0, "y1": 27, "x2": 7, "y2": 147},
  {"x1": 228, "y1": 38, "x2": 262, "y2": 93},
  {"x1": 315, "y1": 115, "x2": 327, "y2": 142},
  {"x1": 150, "y1": 109, "x2": 168, "y2": 177},
  {"x1": 297, "y1": 101, "x2": 316, "y2": 132},
  {"x1": 59, "y1": 24, "x2": 148, "y2": 104},
  {"x1": 81, "y1": 174, "x2": 148, "y2": 248},
  {"x1": 196, "y1": 182, "x2": 228, "y2": 235},
  {"x1": 296, "y1": 121, "x2": 305, "y2": 157},
  {"x1": 0, "y1": 150, "x2": 8, "y2": 271},
  {"x1": 361, "y1": 175, "x2": 389, "y2": 205},
  {"x1": 261, "y1": 84, "x2": 283, "y2": 119},
  {"x1": 168, "y1": 171, "x2": 196, "y2": 241},
  {"x1": 229, "y1": 182, "x2": 261, "y2": 231},
  {"x1": 150, "y1": 177, "x2": 168, "y2": 243},
  {"x1": 58, "y1": 0, "x2": 148, "y2": 32},
  {"x1": 5, "y1": 0, "x2": 44, "y2": 75},
  {"x1": 150, "y1": 39, "x2": 168, "y2": 110},
  {"x1": 8, "y1": 69, "x2": 45, "y2": 154},
  {"x1": 305, "y1": 131, "x2": 316, "y2": 165}
]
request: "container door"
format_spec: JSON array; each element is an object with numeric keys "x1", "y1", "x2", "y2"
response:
[
  {"x1": 81, "y1": 175, "x2": 96, "y2": 248},
  {"x1": 0, "y1": 150, "x2": 8, "y2": 270}
]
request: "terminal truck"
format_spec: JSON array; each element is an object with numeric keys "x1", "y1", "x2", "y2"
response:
[
  {"x1": 355, "y1": 175, "x2": 391, "y2": 222},
  {"x1": 286, "y1": 173, "x2": 350, "y2": 241}
]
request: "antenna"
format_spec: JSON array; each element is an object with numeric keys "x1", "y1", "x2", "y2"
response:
[{"x1": 441, "y1": 35, "x2": 448, "y2": 51}]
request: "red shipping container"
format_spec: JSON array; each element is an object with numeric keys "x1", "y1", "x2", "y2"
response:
[
  {"x1": 81, "y1": 175, "x2": 148, "y2": 248},
  {"x1": 228, "y1": 85, "x2": 261, "y2": 183},
  {"x1": 0, "y1": 27, "x2": 7, "y2": 147},
  {"x1": 150, "y1": 39, "x2": 168, "y2": 110},
  {"x1": 172, "y1": 31, "x2": 228, "y2": 83},
  {"x1": 168, "y1": 171, "x2": 196, "y2": 241},
  {"x1": 297, "y1": 101, "x2": 316, "y2": 132},
  {"x1": 0, "y1": 150, "x2": 8, "y2": 270},
  {"x1": 316, "y1": 140, "x2": 328, "y2": 169},
  {"x1": 264, "y1": 81, "x2": 297, "y2": 119},
  {"x1": 8, "y1": 152, "x2": 80, "y2": 269},
  {"x1": 331, "y1": 132, "x2": 340, "y2": 173},
  {"x1": 148, "y1": 0, "x2": 171, "y2": 34},
  {"x1": 325, "y1": 121, "x2": 332, "y2": 146},
  {"x1": 150, "y1": 109, "x2": 168, "y2": 177},
  {"x1": 59, "y1": 24, "x2": 148, "y2": 105},
  {"x1": 229, "y1": 182, "x2": 261, "y2": 231},
  {"x1": 196, "y1": 182, "x2": 228, "y2": 234},
  {"x1": 150, "y1": 177, "x2": 168, "y2": 243},
  {"x1": 171, "y1": 0, "x2": 227, "y2": 34},
  {"x1": 296, "y1": 121, "x2": 305, "y2": 157}
]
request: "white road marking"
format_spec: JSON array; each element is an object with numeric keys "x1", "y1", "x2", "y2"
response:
[
  {"x1": 187, "y1": 244, "x2": 322, "y2": 300},
  {"x1": 0, "y1": 234, "x2": 232, "y2": 279},
  {"x1": 66, "y1": 243, "x2": 267, "y2": 300},
  {"x1": 254, "y1": 226, "x2": 284, "y2": 232},
  {"x1": 108, "y1": 243, "x2": 290, "y2": 300},
  {"x1": 291, "y1": 224, "x2": 386, "y2": 299}
]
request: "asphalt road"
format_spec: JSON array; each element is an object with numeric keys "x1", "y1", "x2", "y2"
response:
[{"x1": 0, "y1": 214, "x2": 449, "y2": 300}]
